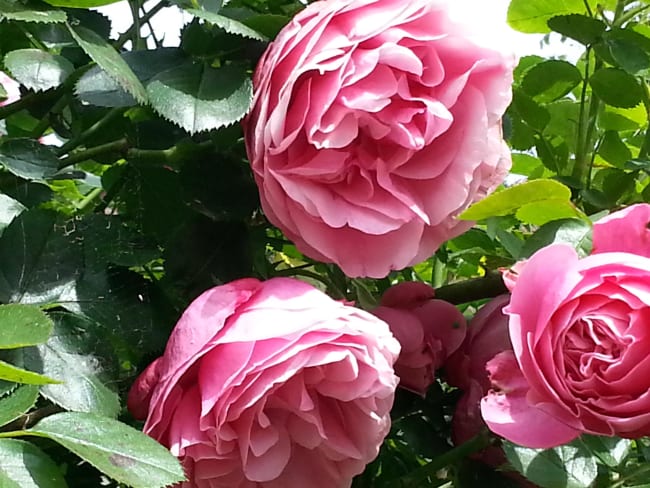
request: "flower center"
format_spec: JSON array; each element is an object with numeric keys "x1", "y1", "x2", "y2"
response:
[{"x1": 564, "y1": 316, "x2": 628, "y2": 380}]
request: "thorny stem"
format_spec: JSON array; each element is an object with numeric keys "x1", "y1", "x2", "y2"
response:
[
  {"x1": 0, "y1": 404, "x2": 62, "y2": 433},
  {"x1": 29, "y1": 94, "x2": 71, "y2": 139},
  {"x1": 0, "y1": 89, "x2": 60, "y2": 121},
  {"x1": 128, "y1": 0, "x2": 147, "y2": 50},
  {"x1": 57, "y1": 138, "x2": 214, "y2": 168},
  {"x1": 115, "y1": 0, "x2": 168, "y2": 49},
  {"x1": 58, "y1": 138, "x2": 130, "y2": 168},
  {"x1": 56, "y1": 108, "x2": 125, "y2": 156},
  {"x1": 434, "y1": 271, "x2": 507, "y2": 305}
]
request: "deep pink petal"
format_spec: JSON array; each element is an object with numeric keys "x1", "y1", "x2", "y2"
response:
[
  {"x1": 128, "y1": 357, "x2": 163, "y2": 421},
  {"x1": 480, "y1": 352, "x2": 580, "y2": 448},
  {"x1": 592, "y1": 204, "x2": 650, "y2": 257}
]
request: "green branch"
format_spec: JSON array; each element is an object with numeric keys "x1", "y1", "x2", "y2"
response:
[
  {"x1": 396, "y1": 432, "x2": 491, "y2": 488},
  {"x1": 0, "y1": 405, "x2": 62, "y2": 433},
  {"x1": 58, "y1": 138, "x2": 130, "y2": 168},
  {"x1": 0, "y1": 89, "x2": 60, "y2": 121},
  {"x1": 115, "y1": 0, "x2": 168, "y2": 49},
  {"x1": 56, "y1": 107, "x2": 125, "y2": 156},
  {"x1": 434, "y1": 271, "x2": 507, "y2": 305},
  {"x1": 58, "y1": 138, "x2": 214, "y2": 169},
  {"x1": 613, "y1": 2, "x2": 650, "y2": 27}
]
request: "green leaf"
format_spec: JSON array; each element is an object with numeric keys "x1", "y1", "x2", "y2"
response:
[
  {"x1": 75, "y1": 48, "x2": 187, "y2": 108},
  {"x1": 241, "y1": 14, "x2": 290, "y2": 39},
  {"x1": 512, "y1": 90, "x2": 550, "y2": 131},
  {"x1": 579, "y1": 435, "x2": 631, "y2": 468},
  {"x1": 24, "y1": 313, "x2": 120, "y2": 418},
  {"x1": 521, "y1": 60, "x2": 582, "y2": 103},
  {"x1": 0, "y1": 385, "x2": 39, "y2": 427},
  {"x1": 507, "y1": 0, "x2": 587, "y2": 34},
  {"x1": 0, "y1": 138, "x2": 60, "y2": 180},
  {"x1": 30, "y1": 412, "x2": 186, "y2": 488},
  {"x1": 496, "y1": 228, "x2": 524, "y2": 258},
  {"x1": 536, "y1": 135, "x2": 570, "y2": 172},
  {"x1": 0, "y1": 304, "x2": 53, "y2": 349},
  {"x1": 589, "y1": 68, "x2": 643, "y2": 108},
  {"x1": 599, "y1": 109, "x2": 642, "y2": 131},
  {"x1": 0, "y1": 439, "x2": 67, "y2": 487},
  {"x1": 0, "y1": 209, "x2": 83, "y2": 305},
  {"x1": 544, "y1": 99, "x2": 580, "y2": 142},
  {"x1": 67, "y1": 24, "x2": 147, "y2": 105},
  {"x1": 0, "y1": 0, "x2": 66, "y2": 23},
  {"x1": 504, "y1": 441, "x2": 598, "y2": 488},
  {"x1": 520, "y1": 218, "x2": 592, "y2": 258},
  {"x1": 594, "y1": 167, "x2": 635, "y2": 204},
  {"x1": 147, "y1": 61, "x2": 253, "y2": 134},
  {"x1": 4, "y1": 49, "x2": 73, "y2": 92},
  {"x1": 190, "y1": 0, "x2": 222, "y2": 13},
  {"x1": 597, "y1": 28, "x2": 650, "y2": 74},
  {"x1": 43, "y1": 0, "x2": 121, "y2": 7},
  {"x1": 81, "y1": 215, "x2": 159, "y2": 267},
  {"x1": 598, "y1": 130, "x2": 632, "y2": 167},
  {"x1": 509, "y1": 116, "x2": 536, "y2": 150},
  {"x1": 0, "y1": 194, "x2": 25, "y2": 234},
  {"x1": 515, "y1": 199, "x2": 585, "y2": 226},
  {"x1": 460, "y1": 179, "x2": 572, "y2": 221},
  {"x1": 513, "y1": 55, "x2": 545, "y2": 85},
  {"x1": 511, "y1": 153, "x2": 549, "y2": 178},
  {"x1": 0, "y1": 360, "x2": 59, "y2": 385},
  {"x1": 547, "y1": 14, "x2": 606, "y2": 45},
  {"x1": 187, "y1": 8, "x2": 267, "y2": 41},
  {"x1": 606, "y1": 39, "x2": 650, "y2": 74}
]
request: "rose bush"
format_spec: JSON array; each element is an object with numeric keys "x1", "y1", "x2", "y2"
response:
[
  {"x1": 128, "y1": 277, "x2": 400, "y2": 488},
  {"x1": 372, "y1": 281, "x2": 466, "y2": 396},
  {"x1": 243, "y1": 0, "x2": 515, "y2": 278},
  {"x1": 481, "y1": 204, "x2": 650, "y2": 448},
  {"x1": 446, "y1": 294, "x2": 510, "y2": 458}
]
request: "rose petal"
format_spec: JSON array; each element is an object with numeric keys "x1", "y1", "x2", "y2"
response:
[
  {"x1": 592, "y1": 203, "x2": 650, "y2": 257},
  {"x1": 480, "y1": 352, "x2": 580, "y2": 448}
]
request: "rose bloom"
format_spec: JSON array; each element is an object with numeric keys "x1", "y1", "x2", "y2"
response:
[
  {"x1": 1, "y1": 72, "x2": 20, "y2": 135},
  {"x1": 372, "y1": 281, "x2": 466, "y2": 396},
  {"x1": 128, "y1": 277, "x2": 400, "y2": 488},
  {"x1": 446, "y1": 295, "x2": 510, "y2": 457},
  {"x1": 0, "y1": 72, "x2": 20, "y2": 106},
  {"x1": 481, "y1": 204, "x2": 650, "y2": 448},
  {"x1": 243, "y1": 0, "x2": 515, "y2": 278}
]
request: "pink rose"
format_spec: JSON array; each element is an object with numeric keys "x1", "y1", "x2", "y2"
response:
[
  {"x1": 481, "y1": 204, "x2": 650, "y2": 448},
  {"x1": 128, "y1": 277, "x2": 400, "y2": 488},
  {"x1": 243, "y1": 0, "x2": 515, "y2": 278},
  {"x1": 446, "y1": 295, "x2": 511, "y2": 459},
  {"x1": 372, "y1": 282, "x2": 466, "y2": 396},
  {"x1": 0, "y1": 72, "x2": 20, "y2": 106}
]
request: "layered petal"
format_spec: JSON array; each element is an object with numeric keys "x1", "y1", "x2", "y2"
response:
[
  {"x1": 243, "y1": 0, "x2": 515, "y2": 278},
  {"x1": 128, "y1": 277, "x2": 400, "y2": 487}
]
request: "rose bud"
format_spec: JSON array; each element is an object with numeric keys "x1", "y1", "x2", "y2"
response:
[{"x1": 373, "y1": 282, "x2": 466, "y2": 396}]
